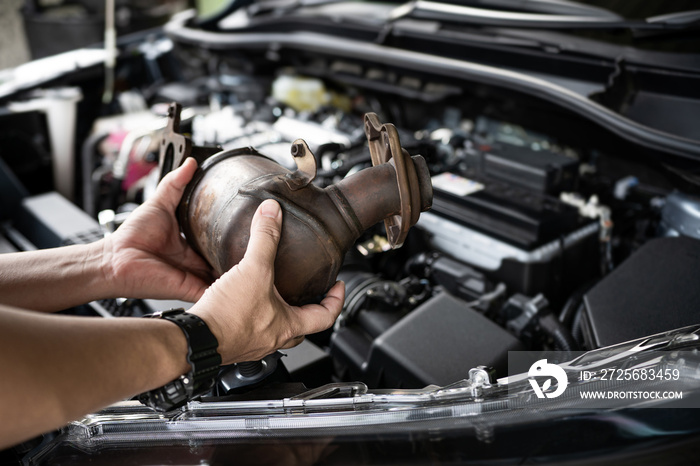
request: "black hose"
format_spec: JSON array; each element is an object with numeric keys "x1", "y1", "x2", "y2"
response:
[
  {"x1": 540, "y1": 312, "x2": 579, "y2": 352},
  {"x1": 404, "y1": 251, "x2": 439, "y2": 278},
  {"x1": 571, "y1": 302, "x2": 586, "y2": 346},
  {"x1": 559, "y1": 280, "x2": 597, "y2": 329}
]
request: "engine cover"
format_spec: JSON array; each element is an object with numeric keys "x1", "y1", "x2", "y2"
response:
[
  {"x1": 331, "y1": 292, "x2": 524, "y2": 388},
  {"x1": 583, "y1": 236, "x2": 700, "y2": 348}
]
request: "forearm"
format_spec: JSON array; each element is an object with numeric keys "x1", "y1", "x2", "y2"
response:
[
  {"x1": 0, "y1": 241, "x2": 113, "y2": 311},
  {"x1": 0, "y1": 305, "x2": 190, "y2": 449}
]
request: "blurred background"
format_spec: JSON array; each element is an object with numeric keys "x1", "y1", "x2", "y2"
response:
[
  {"x1": 3, "y1": 0, "x2": 699, "y2": 71},
  {"x1": 0, "y1": 0, "x2": 188, "y2": 70}
]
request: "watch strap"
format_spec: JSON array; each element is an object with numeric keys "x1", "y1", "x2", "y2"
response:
[{"x1": 138, "y1": 309, "x2": 221, "y2": 411}]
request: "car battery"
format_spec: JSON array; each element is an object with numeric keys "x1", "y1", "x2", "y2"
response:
[{"x1": 418, "y1": 171, "x2": 599, "y2": 306}]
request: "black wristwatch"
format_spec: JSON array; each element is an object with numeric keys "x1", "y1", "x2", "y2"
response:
[{"x1": 138, "y1": 308, "x2": 221, "y2": 411}]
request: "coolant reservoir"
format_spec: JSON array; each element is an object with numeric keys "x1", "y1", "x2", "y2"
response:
[
  {"x1": 159, "y1": 104, "x2": 432, "y2": 305},
  {"x1": 271, "y1": 75, "x2": 330, "y2": 112}
]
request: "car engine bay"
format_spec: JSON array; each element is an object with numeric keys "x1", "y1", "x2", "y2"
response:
[
  {"x1": 3, "y1": 27, "x2": 700, "y2": 392},
  {"x1": 2, "y1": 3, "x2": 700, "y2": 461}
]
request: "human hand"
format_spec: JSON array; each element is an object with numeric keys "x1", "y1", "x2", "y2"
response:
[
  {"x1": 190, "y1": 199, "x2": 345, "y2": 364},
  {"x1": 101, "y1": 158, "x2": 214, "y2": 302}
]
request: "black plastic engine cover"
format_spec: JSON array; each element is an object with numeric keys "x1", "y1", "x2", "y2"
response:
[
  {"x1": 331, "y1": 292, "x2": 524, "y2": 388},
  {"x1": 582, "y1": 236, "x2": 700, "y2": 348}
]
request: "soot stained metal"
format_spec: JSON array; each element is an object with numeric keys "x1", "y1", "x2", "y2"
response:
[{"x1": 159, "y1": 103, "x2": 433, "y2": 305}]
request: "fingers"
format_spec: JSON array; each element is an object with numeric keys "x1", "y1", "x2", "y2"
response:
[
  {"x1": 176, "y1": 274, "x2": 211, "y2": 303},
  {"x1": 241, "y1": 200, "x2": 283, "y2": 276},
  {"x1": 292, "y1": 280, "x2": 345, "y2": 336},
  {"x1": 154, "y1": 157, "x2": 198, "y2": 210},
  {"x1": 321, "y1": 280, "x2": 346, "y2": 312}
]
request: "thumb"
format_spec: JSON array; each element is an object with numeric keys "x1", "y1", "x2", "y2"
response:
[
  {"x1": 153, "y1": 157, "x2": 198, "y2": 210},
  {"x1": 241, "y1": 200, "x2": 283, "y2": 276}
]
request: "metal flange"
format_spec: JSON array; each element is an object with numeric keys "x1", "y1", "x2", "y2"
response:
[{"x1": 364, "y1": 112, "x2": 422, "y2": 249}]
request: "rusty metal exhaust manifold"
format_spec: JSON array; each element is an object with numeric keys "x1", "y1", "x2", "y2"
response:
[{"x1": 159, "y1": 104, "x2": 432, "y2": 305}]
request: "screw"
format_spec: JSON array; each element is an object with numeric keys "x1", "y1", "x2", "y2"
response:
[{"x1": 291, "y1": 143, "x2": 303, "y2": 157}]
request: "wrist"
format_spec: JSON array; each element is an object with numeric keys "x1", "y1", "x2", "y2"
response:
[
  {"x1": 92, "y1": 236, "x2": 121, "y2": 298},
  {"x1": 145, "y1": 318, "x2": 192, "y2": 384}
]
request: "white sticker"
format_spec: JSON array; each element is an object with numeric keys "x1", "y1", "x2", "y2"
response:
[{"x1": 431, "y1": 172, "x2": 484, "y2": 197}]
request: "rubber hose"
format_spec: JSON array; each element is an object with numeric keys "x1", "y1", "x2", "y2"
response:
[
  {"x1": 540, "y1": 312, "x2": 578, "y2": 352},
  {"x1": 559, "y1": 280, "x2": 597, "y2": 328},
  {"x1": 571, "y1": 302, "x2": 586, "y2": 346}
]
